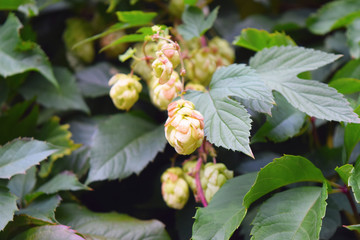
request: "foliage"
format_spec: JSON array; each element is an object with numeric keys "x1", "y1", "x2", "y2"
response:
[{"x1": 0, "y1": 0, "x2": 360, "y2": 239}]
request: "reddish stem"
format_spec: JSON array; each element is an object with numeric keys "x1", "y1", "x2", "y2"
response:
[
  {"x1": 200, "y1": 36, "x2": 207, "y2": 47},
  {"x1": 195, "y1": 157, "x2": 208, "y2": 207}
]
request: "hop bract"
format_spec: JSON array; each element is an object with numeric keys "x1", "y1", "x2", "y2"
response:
[
  {"x1": 158, "y1": 42, "x2": 180, "y2": 68},
  {"x1": 165, "y1": 99, "x2": 204, "y2": 155},
  {"x1": 202, "y1": 163, "x2": 233, "y2": 202},
  {"x1": 150, "y1": 72, "x2": 182, "y2": 110},
  {"x1": 109, "y1": 73, "x2": 142, "y2": 111},
  {"x1": 161, "y1": 167, "x2": 189, "y2": 210},
  {"x1": 152, "y1": 53, "x2": 173, "y2": 84}
]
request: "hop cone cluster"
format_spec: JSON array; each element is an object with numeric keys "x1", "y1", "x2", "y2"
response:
[
  {"x1": 165, "y1": 99, "x2": 204, "y2": 155},
  {"x1": 161, "y1": 167, "x2": 189, "y2": 209},
  {"x1": 108, "y1": 73, "x2": 142, "y2": 111}
]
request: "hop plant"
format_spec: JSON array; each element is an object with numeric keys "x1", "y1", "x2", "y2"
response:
[
  {"x1": 152, "y1": 53, "x2": 174, "y2": 84},
  {"x1": 149, "y1": 72, "x2": 182, "y2": 110},
  {"x1": 202, "y1": 163, "x2": 233, "y2": 202},
  {"x1": 165, "y1": 99, "x2": 204, "y2": 155},
  {"x1": 209, "y1": 37, "x2": 235, "y2": 66},
  {"x1": 184, "y1": 48, "x2": 217, "y2": 86},
  {"x1": 108, "y1": 73, "x2": 142, "y2": 111},
  {"x1": 185, "y1": 82, "x2": 207, "y2": 92},
  {"x1": 161, "y1": 167, "x2": 189, "y2": 209}
]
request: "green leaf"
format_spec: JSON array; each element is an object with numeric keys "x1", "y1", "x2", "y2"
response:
[
  {"x1": 86, "y1": 114, "x2": 167, "y2": 184},
  {"x1": 35, "y1": 171, "x2": 90, "y2": 195},
  {"x1": 178, "y1": 6, "x2": 219, "y2": 40},
  {"x1": 349, "y1": 159, "x2": 360, "y2": 203},
  {"x1": 0, "y1": 187, "x2": 18, "y2": 231},
  {"x1": 0, "y1": 100, "x2": 38, "y2": 145},
  {"x1": 185, "y1": 64, "x2": 273, "y2": 157},
  {"x1": 347, "y1": 18, "x2": 360, "y2": 59},
  {"x1": 19, "y1": 67, "x2": 90, "y2": 114},
  {"x1": 0, "y1": 139, "x2": 58, "y2": 179},
  {"x1": 0, "y1": 0, "x2": 33, "y2": 9},
  {"x1": 7, "y1": 166, "x2": 36, "y2": 200},
  {"x1": 306, "y1": 0, "x2": 360, "y2": 35},
  {"x1": 252, "y1": 92, "x2": 306, "y2": 143},
  {"x1": 0, "y1": 13, "x2": 57, "y2": 87},
  {"x1": 233, "y1": 28, "x2": 296, "y2": 52},
  {"x1": 335, "y1": 164, "x2": 354, "y2": 185},
  {"x1": 11, "y1": 225, "x2": 85, "y2": 240},
  {"x1": 116, "y1": 11, "x2": 157, "y2": 25},
  {"x1": 192, "y1": 173, "x2": 257, "y2": 240},
  {"x1": 16, "y1": 195, "x2": 61, "y2": 223},
  {"x1": 184, "y1": 0, "x2": 197, "y2": 5},
  {"x1": 119, "y1": 47, "x2": 136, "y2": 62},
  {"x1": 250, "y1": 185, "x2": 328, "y2": 240},
  {"x1": 329, "y1": 78, "x2": 360, "y2": 94},
  {"x1": 243, "y1": 155, "x2": 326, "y2": 208},
  {"x1": 250, "y1": 46, "x2": 360, "y2": 123},
  {"x1": 331, "y1": 59, "x2": 360, "y2": 81},
  {"x1": 56, "y1": 203, "x2": 170, "y2": 240},
  {"x1": 344, "y1": 224, "x2": 360, "y2": 232},
  {"x1": 344, "y1": 106, "x2": 360, "y2": 160},
  {"x1": 320, "y1": 198, "x2": 341, "y2": 240}
]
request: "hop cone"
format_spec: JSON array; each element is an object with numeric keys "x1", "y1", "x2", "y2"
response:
[
  {"x1": 161, "y1": 167, "x2": 189, "y2": 209},
  {"x1": 131, "y1": 42, "x2": 157, "y2": 82},
  {"x1": 209, "y1": 37, "x2": 235, "y2": 66},
  {"x1": 109, "y1": 74, "x2": 142, "y2": 111},
  {"x1": 152, "y1": 53, "x2": 173, "y2": 84},
  {"x1": 165, "y1": 100, "x2": 204, "y2": 155}
]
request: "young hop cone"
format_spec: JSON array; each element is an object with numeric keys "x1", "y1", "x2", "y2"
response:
[
  {"x1": 202, "y1": 162, "x2": 233, "y2": 202},
  {"x1": 208, "y1": 37, "x2": 235, "y2": 66},
  {"x1": 152, "y1": 53, "x2": 173, "y2": 84},
  {"x1": 158, "y1": 42, "x2": 180, "y2": 69},
  {"x1": 165, "y1": 100, "x2": 204, "y2": 155},
  {"x1": 185, "y1": 82, "x2": 207, "y2": 92},
  {"x1": 150, "y1": 72, "x2": 182, "y2": 110},
  {"x1": 161, "y1": 167, "x2": 189, "y2": 209},
  {"x1": 182, "y1": 160, "x2": 206, "y2": 193},
  {"x1": 109, "y1": 73, "x2": 142, "y2": 111}
]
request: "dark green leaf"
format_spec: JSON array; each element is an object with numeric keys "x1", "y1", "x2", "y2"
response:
[
  {"x1": 192, "y1": 173, "x2": 257, "y2": 240},
  {"x1": 335, "y1": 164, "x2": 354, "y2": 185},
  {"x1": 16, "y1": 195, "x2": 61, "y2": 223},
  {"x1": 0, "y1": 0, "x2": 33, "y2": 9},
  {"x1": 178, "y1": 6, "x2": 219, "y2": 40},
  {"x1": 11, "y1": 225, "x2": 85, "y2": 240},
  {"x1": 184, "y1": 0, "x2": 197, "y2": 5},
  {"x1": 306, "y1": 0, "x2": 360, "y2": 35},
  {"x1": 252, "y1": 92, "x2": 306, "y2": 143},
  {"x1": 7, "y1": 166, "x2": 36, "y2": 200},
  {"x1": 344, "y1": 224, "x2": 360, "y2": 232},
  {"x1": 56, "y1": 203, "x2": 170, "y2": 240},
  {"x1": 347, "y1": 18, "x2": 360, "y2": 59},
  {"x1": 233, "y1": 28, "x2": 296, "y2": 52},
  {"x1": 329, "y1": 78, "x2": 360, "y2": 94},
  {"x1": 116, "y1": 11, "x2": 157, "y2": 25},
  {"x1": 344, "y1": 106, "x2": 360, "y2": 160},
  {"x1": 0, "y1": 187, "x2": 18, "y2": 231},
  {"x1": 251, "y1": 185, "x2": 327, "y2": 240},
  {"x1": 0, "y1": 13, "x2": 57, "y2": 87},
  {"x1": 250, "y1": 46, "x2": 360, "y2": 123},
  {"x1": 349, "y1": 158, "x2": 360, "y2": 203},
  {"x1": 331, "y1": 59, "x2": 360, "y2": 81},
  {"x1": 19, "y1": 67, "x2": 90, "y2": 114},
  {"x1": 0, "y1": 139, "x2": 58, "y2": 179},
  {"x1": 86, "y1": 114, "x2": 167, "y2": 184},
  {"x1": 320, "y1": 198, "x2": 341, "y2": 240},
  {"x1": 243, "y1": 155, "x2": 326, "y2": 208}
]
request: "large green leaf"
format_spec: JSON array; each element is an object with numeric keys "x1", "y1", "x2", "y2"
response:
[
  {"x1": 250, "y1": 185, "x2": 328, "y2": 240},
  {"x1": 192, "y1": 173, "x2": 257, "y2": 240},
  {"x1": 0, "y1": 0, "x2": 33, "y2": 9},
  {"x1": 331, "y1": 59, "x2": 360, "y2": 81},
  {"x1": 0, "y1": 187, "x2": 18, "y2": 231},
  {"x1": 306, "y1": 0, "x2": 360, "y2": 35},
  {"x1": 252, "y1": 92, "x2": 306, "y2": 143},
  {"x1": 0, "y1": 139, "x2": 58, "y2": 179},
  {"x1": 347, "y1": 18, "x2": 360, "y2": 59},
  {"x1": 19, "y1": 67, "x2": 89, "y2": 114},
  {"x1": 16, "y1": 195, "x2": 61, "y2": 223},
  {"x1": 344, "y1": 106, "x2": 360, "y2": 160},
  {"x1": 320, "y1": 198, "x2": 341, "y2": 240},
  {"x1": 35, "y1": 171, "x2": 90, "y2": 195},
  {"x1": 178, "y1": 6, "x2": 219, "y2": 40},
  {"x1": 56, "y1": 203, "x2": 170, "y2": 240},
  {"x1": 250, "y1": 46, "x2": 360, "y2": 123},
  {"x1": 86, "y1": 114, "x2": 167, "y2": 184},
  {"x1": 349, "y1": 158, "x2": 360, "y2": 203},
  {"x1": 243, "y1": 155, "x2": 326, "y2": 208},
  {"x1": 7, "y1": 166, "x2": 36, "y2": 200},
  {"x1": 0, "y1": 13, "x2": 57, "y2": 87},
  {"x1": 329, "y1": 78, "x2": 360, "y2": 95},
  {"x1": 233, "y1": 28, "x2": 296, "y2": 52},
  {"x1": 335, "y1": 164, "x2": 354, "y2": 185},
  {"x1": 185, "y1": 64, "x2": 274, "y2": 157},
  {"x1": 11, "y1": 225, "x2": 85, "y2": 240}
]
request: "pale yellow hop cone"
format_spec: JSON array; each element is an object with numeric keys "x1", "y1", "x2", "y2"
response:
[
  {"x1": 161, "y1": 167, "x2": 189, "y2": 209},
  {"x1": 109, "y1": 73, "x2": 142, "y2": 111},
  {"x1": 208, "y1": 37, "x2": 235, "y2": 66},
  {"x1": 150, "y1": 72, "x2": 182, "y2": 110},
  {"x1": 152, "y1": 53, "x2": 173, "y2": 84},
  {"x1": 185, "y1": 82, "x2": 207, "y2": 92},
  {"x1": 131, "y1": 42, "x2": 157, "y2": 83},
  {"x1": 165, "y1": 100, "x2": 204, "y2": 155},
  {"x1": 202, "y1": 162, "x2": 233, "y2": 202},
  {"x1": 158, "y1": 42, "x2": 180, "y2": 69},
  {"x1": 182, "y1": 160, "x2": 206, "y2": 194}
]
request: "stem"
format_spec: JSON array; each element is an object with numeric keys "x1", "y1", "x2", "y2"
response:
[
  {"x1": 195, "y1": 157, "x2": 208, "y2": 207},
  {"x1": 200, "y1": 35, "x2": 207, "y2": 47}
]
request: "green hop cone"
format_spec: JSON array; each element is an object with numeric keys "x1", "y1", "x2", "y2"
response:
[
  {"x1": 168, "y1": 0, "x2": 185, "y2": 18},
  {"x1": 184, "y1": 48, "x2": 217, "y2": 86},
  {"x1": 149, "y1": 71, "x2": 182, "y2": 111},
  {"x1": 109, "y1": 73, "x2": 142, "y2": 111},
  {"x1": 152, "y1": 53, "x2": 173, "y2": 84},
  {"x1": 209, "y1": 37, "x2": 235, "y2": 66},
  {"x1": 202, "y1": 162, "x2": 233, "y2": 202},
  {"x1": 185, "y1": 82, "x2": 207, "y2": 92},
  {"x1": 182, "y1": 160, "x2": 206, "y2": 193},
  {"x1": 63, "y1": 18, "x2": 95, "y2": 63},
  {"x1": 165, "y1": 99, "x2": 204, "y2": 155},
  {"x1": 99, "y1": 30, "x2": 128, "y2": 59},
  {"x1": 157, "y1": 42, "x2": 180, "y2": 69},
  {"x1": 131, "y1": 42, "x2": 157, "y2": 82},
  {"x1": 161, "y1": 167, "x2": 189, "y2": 209}
]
